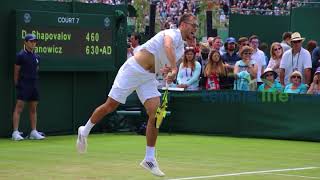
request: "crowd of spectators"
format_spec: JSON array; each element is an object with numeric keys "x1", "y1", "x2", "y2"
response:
[
  {"x1": 156, "y1": 0, "x2": 197, "y2": 30},
  {"x1": 56, "y1": 0, "x2": 125, "y2": 4},
  {"x1": 228, "y1": 0, "x2": 303, "y2": 16},
  {"x1": 157, "y1": 31, "x2": 320, "y2": 95}
]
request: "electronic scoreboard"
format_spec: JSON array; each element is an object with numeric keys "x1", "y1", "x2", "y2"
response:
[{"x1": 15, "y1": 10, "x2": 119, "y2": 71}]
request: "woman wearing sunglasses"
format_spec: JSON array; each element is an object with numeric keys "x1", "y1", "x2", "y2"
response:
[
  {"x1": 233, "y1": 46, "x2": 258, "y2": 91},
  {"x1": 258, "y1": 68, "x2": 283, "y2": 92},
  {"x1": 267, "y1": 42, "x2": 283, "y2": 80},
  {"x1": 284, "y1": 71, "x2": 308, "y2": 94}
]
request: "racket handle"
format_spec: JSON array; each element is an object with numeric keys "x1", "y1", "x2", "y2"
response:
[{"x1": 165, "y1": 72, "x2": 173, "y2": 89}]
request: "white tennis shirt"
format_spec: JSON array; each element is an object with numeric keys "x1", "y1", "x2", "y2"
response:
[{"x1": 139, "y1": 28, "x2": 185, "y2": 74}]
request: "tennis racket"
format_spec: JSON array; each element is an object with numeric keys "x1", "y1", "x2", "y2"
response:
[
  {"x1": 155, "y1": 77, "x2": 170, "y2": 129},
  {"x1": 155, "y1": 85, "x2": 169, "y2": 129}
]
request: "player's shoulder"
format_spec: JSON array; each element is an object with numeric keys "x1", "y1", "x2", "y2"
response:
[{"x1": 163, "y1": 28, "x2": 181, "y2": 36}]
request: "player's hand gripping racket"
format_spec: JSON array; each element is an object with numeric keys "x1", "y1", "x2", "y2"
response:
[{"x1": 155, "y1": 74, "x2": 170, "y2": 129}]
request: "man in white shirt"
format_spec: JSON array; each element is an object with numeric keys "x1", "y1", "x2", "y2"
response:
[
  {"x1": 280, "y1": 32, "x2": 292, "y2": 52},
  {"x1": 280, "y1": 32, "x2": 312, "y2": 86},
  {"x1": 127, "y1": 32, "x2": 142, "y2": 59},
  {"x1": 76, "y1": 13, "x2": 198, "y2": 177},
  {"x1": 249, "y1": 35, "x2": 266, "y2": 85}
]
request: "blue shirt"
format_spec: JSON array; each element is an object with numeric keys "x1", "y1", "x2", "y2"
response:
[
  {"x1": 258, "y1": 81, "x2": 283, "y2": 92},
  {"x1": 221, "y1": 51, "x2": 240, "y2": 66},
  {"x1": 177, "y1": 61, "x2": 201, "y2": 90},
  {"x1": 16, "y1": 49, "x2": 40, "y2": 81},
  {"x1": 284, "y1": 83, "x2": 308, "y2": 94}
]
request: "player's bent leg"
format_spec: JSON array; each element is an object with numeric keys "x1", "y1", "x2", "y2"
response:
[
  {"x1": 77, "y1": 97, "x2": 120, "y2": 154},
  {"x1": 90, "y1": 97, "x2": 120, "y2": 124}
]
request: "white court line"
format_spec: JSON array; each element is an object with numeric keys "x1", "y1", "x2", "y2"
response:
[
  {"x1": 263, "y1": 173, "x2": 320, "y2": 179},
  {"x1": 166, "y1": 167, "x2": 319, "y2": 180}
]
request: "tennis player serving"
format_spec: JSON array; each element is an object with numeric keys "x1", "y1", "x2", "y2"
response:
[{"x1": 76, "y1": 13, "x2": 198, "y2": 177}]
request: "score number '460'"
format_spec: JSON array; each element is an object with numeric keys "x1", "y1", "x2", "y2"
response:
[
  {"x1": 86, "y1": 32, "x2": 100, "y2": 42},
  {"x1": 85, "y1": 32, "x2": 112, "y2": 55}
]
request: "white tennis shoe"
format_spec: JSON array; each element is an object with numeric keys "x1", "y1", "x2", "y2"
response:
[
  {"x1": 12, "y1": 131, "x2": 24, "y2": 141},
  {"x1": 76, "y1": 126, "x2": 87, "y2": 153},
  {"x1": 29, "y1": 130, "x2": 45, "y2": 140},
  {"x1": 140, "y1": 159, "x2": 165, "y2": 177}
]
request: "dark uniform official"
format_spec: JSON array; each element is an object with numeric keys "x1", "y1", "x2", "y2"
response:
[{"x1": 12, "y1": 34, "x2": 45, "y2": 141}]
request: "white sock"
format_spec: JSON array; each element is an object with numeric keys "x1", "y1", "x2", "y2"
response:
[
  {"x1": 31, "y1": 129, "x2": 37, "y2": 133},
  {"x1": 145, "y1": 146, "x2": 155, "y2": 161},
  {"x1": 82, "y1": 119, "x2": 95, "y2": 137}
]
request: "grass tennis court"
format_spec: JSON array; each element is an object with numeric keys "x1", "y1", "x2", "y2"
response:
[{"x1": 0, "y1": 133, "x2": 319, "y2": 180}]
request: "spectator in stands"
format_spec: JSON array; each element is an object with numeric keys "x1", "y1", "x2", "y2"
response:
[
  {"x1": 186, "y1": 37, "x2": 199, "y2": 54},
  {"x1": 177, "y1": 47, "x2": 201, "y2": 90},
  {"x1": 306, "y1": 40, "x2": 317, "y2": 55},
  {"x1": 222, "y1": 37, "x2": 241, "y2": 67},
  {"x1": 211, "y1": 36, "x2": 223, "y2": 54},
  {"x1": 222, "y1": 0, "x2": 229, "y2": 15},
  {"x1": 280, "y1": 32, "x2": 292, "y2": 52},
  {"x1": 284, "y1": 71, "x2": 308, "y2": 94},
  {"x1": 207, "y1": 37, "x2": 214, "y2": 48},
  {"x1": 127, "y1": 32, "x2": 142, "y2": 59},
  {"x1": 312, "y1": 45, "x2": 320, "y2": 70},
  {"x1": 307, "y1": 67, "x2": 320, "y2": 95},
  {"x1": 280, "y1": 32, "x2": 312, "y2": 86},
  {"x1": 249, "y1": 35, "x2": 266, "y2": 86},
  {"x1": 267, "y1": 42, "x2": 284, "y2": 80},
  {"x1": 144, "y1": 13, "x2": 150, "y2": 36},
  {"x1": 258, "y1": 68, "x2": 283, "y2": 92},
  {"x1": 197, "y1": 42, "x2": 210, "y2": 88},
  {"x1": 259, "y1": 42, "x2": 269, "y2": 64},
  {"x1": 238, "y1": 37, "x2": 249, "y2": 53},
  {"x1": 234, "y1": 46, "x2": 258, "y2": 91},
  {"x1": 219, "y1": 11, "x2": 227, "y2": 26},
  {"x1": 222, "y1": 37, "x2": 240, "y2": 89},
  {"x1": 204, "y1": 50, "x2": 227, "y2": 90},
  {"x1": 12, "y1": 34, "x2": 45, "y2": 141}
]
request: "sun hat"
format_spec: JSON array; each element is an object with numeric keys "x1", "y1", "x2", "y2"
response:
[
  {"x1": 291, "y1": 32, "x2": 305, "y2": 42},
  {"x1": 261, "y1": 68, "x2": 278, "y2": 79},
  {"x1": 199, "y1": 42, "x2": 210, "y2": 53}
]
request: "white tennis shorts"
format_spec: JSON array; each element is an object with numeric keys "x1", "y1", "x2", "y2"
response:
[{"x1": 108, "y1": 56, "x2": 161, "y2": 104}]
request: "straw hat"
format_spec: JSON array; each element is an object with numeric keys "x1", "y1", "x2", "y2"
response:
[
  {"x1": 261, "y1": 68, "x2": 277, "y2": 79},
  {"x1": 199, "y1": 42, "x2": 210, "y2": 53},
  {"x1": 291, "y1": 32, "x2": 305, "y2": 42}
]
